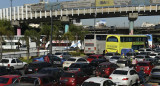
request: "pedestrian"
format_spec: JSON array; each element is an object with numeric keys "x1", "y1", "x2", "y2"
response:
[{"x1": 138, "y1": 67, "x2": 146, "y2": 84}]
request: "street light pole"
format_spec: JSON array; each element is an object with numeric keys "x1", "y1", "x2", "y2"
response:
[
  {"x1": 49, "y1": 8, "x2": 53, "y2": 55},
  {"x1": 94, "y1": 0, "x2": 96, "y2": 34}
]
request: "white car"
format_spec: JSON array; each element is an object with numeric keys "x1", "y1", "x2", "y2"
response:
[
  {"x1": 109, "y1": 56, "x2": 121, "y2": 64},
  {"x1": 0, "y1": 58, "x2": 27, "y2": 69},
  {"x1": 109, "y1": 67, "x2": 139, "y2": 86},
  {"x1": 149, "y1": 52, "x2": 159, "y2": 58},
  {"x1": 62, "y1": 57, "x2": 88, "y2": 68},
  {"x1": 82, "y1": 77, "x2": 116, "y2": 86}
]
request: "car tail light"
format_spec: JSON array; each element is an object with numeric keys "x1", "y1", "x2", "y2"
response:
[
  {"x1": 34, "y1": 60, "x2": 38, "y2": 62},
  {"x1": 8, "y1": 64, "x2": 10, "y2": 67},
  {"x1": 60, "y1": 56, "x2": 62, "y2": 57},
  {"x1": 94, "y1": 47, "x2": 96, "y2": 50},
  {"x1": 106, "y1": 68, "x2": 110, "y2": 71},
  {"x1": 78, "y1": 68, "x2": 81, "y2": 71},
  {"x1": 35, "y1": 68, "x2": 38, "y2": 71},
  {"x1": 109, "y1": 77, "x2": 112, "y2": 79},
  {"x1": 122, "y1": 78, "x2": 128, "y2": 80}
]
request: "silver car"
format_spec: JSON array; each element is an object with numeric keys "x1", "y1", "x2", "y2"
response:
[{"x1": 149, "y1": 66, "x2": 160, "y2": 83}]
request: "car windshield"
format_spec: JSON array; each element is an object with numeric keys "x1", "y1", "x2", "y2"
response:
[
  {"x1": 0, "y1": 77, "x2": 9, "y2": 84},
  {"x1": 20, "y1": 77, "x2": 38, "y2": 84},
  {"x1": 0, "y1": 59, "x2": 9, "y2": 63},
  {"x1": 62, "y1": 72, "x2": 75, "y2": 77},
  {"x1": 88, "y1": 56, "x2": 96, "y2": 59},
  {"x1": 137, "y1": 63, "x2": 149, "y2": 66},
  {"x1": 98, "y1": 65, "x2": 108, "y2": 68},
  {"x1": 105, "y1": 53, "x2": 113, "y2": 56},
  {"x1": 82, "y1": 82, "x2": 100, "y2": 86},
  {"x1": 113, "y1": 70, "x2": 128, "y2": 75},
  {"x1": 70, "y1": 64, "x2": 81, "y2": 68},
  {"x1": 55, "y1": 53, "x2": 62, "y2": 55},
  {"x1": 151, "y1": 69, "x2": 160, "y2": 73},
  {"x1": 135, "y1": 56, "x2": 144, "y2": 59},
  {"x1": 110, "y1": 57, "x2": 120, "y2": 59},
  {"x1": 117, "y1": 61, "x2": 127, "y2": 64},
  {"x1": 150, "y1": 54, "x2": 156, "y2": 56},
  {"x1": 67, "y1": 58, "x2": 76, "y2": 61},
  {"x1": 146, "y1": 49, "x2": 151, "y2": 51}
]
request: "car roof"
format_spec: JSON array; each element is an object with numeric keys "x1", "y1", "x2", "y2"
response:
[
  {"x1": 0, "y1": 75, "x2": 20, "y2": 78},
  {"x1": 84, "y1": 77, "x2": 109, "y2": 83},
  {"x1": 89, "y1": 54, "x2": 103, "y2": 57},
  {"x1": 2, "y1": 58, "x2": 17, "y2": 60},
  {"x1": 65, "y1": 70, "x2": 79, "y2": 73},
  {"x1": 30, "y1": 61, "x2": 48, "y2": 64},
  {"x1": 137, "y1": 61, "x2": 151, "y2": 63},
  {"x1": 99, "y1": 62, "x2": 112, "y2": 65},
  {"x1": 153, "y1": 66, "x2": 160, "y2": 69},
  {"x1": 115, "y1": 67, "x2": 133, "y2": 71},
  {"x1": 23, "y1": 74, "x2": 50, "y2": 78},
  {"x1": 69, "y1": 57, "x2": 83, "y2": 59}
]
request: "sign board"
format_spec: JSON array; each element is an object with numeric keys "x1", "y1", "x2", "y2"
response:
[{"x1": 96, "y1": 0, "x2": 114, "y2": 7}]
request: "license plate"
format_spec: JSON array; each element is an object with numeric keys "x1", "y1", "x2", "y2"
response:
[{"x1": 28, "y1": 69, "x2": 32, "y2": 71}]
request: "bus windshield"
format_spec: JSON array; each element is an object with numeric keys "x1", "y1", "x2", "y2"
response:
[{"x1": 107, "y1": 37, "x2": 118, "y2": 42}]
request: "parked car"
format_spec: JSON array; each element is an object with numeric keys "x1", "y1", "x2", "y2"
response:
[
  {"x1": 37, "y1": 67, "x2": 64, "y2": 82},
  {"x1": 55, "y1": 52, "x2": 71, "y2": 60},
  {"x1": 138, "y1": 48, "x2": 152, "y2": 53},
  {"x1": 32, "y1": 55, "x2": 46, "y2": 62},
  {"x1": 89, "y1": 59, "x2": 107, "y2": 68},
  {"x1": 149, "y1": 66, "x2": 160, "y2": 84},
  {"x1": 63, "y1": 57, "x2": 88, "y2": 69},
  {"x1": 24, "y1": 61, "x2": 52, "y2": 74},
  {"x1": 154, "y1": 48, "x2": 160, "y2": 53},
  {"x1": 12, "y1": 74, "x2": 58, "y2": 86},
  {"x1": 149, "y1": 52, "x2": 159, "y2": 58},
  {"x1": 0, "y1": 66, "x2": 22, "y2": 76},
  {"x1": 59, "y1": 71, "x2": 89, "y2": 86},
  {"x1": 136, "y1": 61, "x2": 154, "y2": 75},
  {"x1": 116, "y1": 59, "x2": 131, "y2": 68},
  {"x1": 87, "y1": 54, "x2": 105, "y2": 63},
  {"x1": 104, "y1": 52, "x2": 120, "y2": 60},
  {"x1": 0, "y1": 75, "x2": 20, "y2": 86},
  {"x1": 0, "y1": 58, "x2": 27, "y2": 70},
  {"x1": 109, "y1": 67, "x2": 139, "y2": 86},
  {"x1": 134, "y1": 55, "x2": 151, "y2": 62},
  {"x1": 68, "y1": 63, "x2": 94, "y2": 75},
  {"x1": 50, "y1": 56, "x2": 66, "y2": 67},
  {"x1": 95, "y1": 62, "x2": 119, "y2": 77},
  {"x1": 109, "y1": 56, "x2": 121, "y2": 64},
  {"x1": 82, "y1": 77, "x2": 116, "y2": 86}
]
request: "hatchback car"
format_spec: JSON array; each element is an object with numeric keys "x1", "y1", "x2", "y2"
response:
[
  {"x1": 82, "y1": 77, "x2": 116, "y2": 86},
  {"x1": 63, "y1": 57, "x2": 88, "y2": 69},
  {"x1": 12, "y1": 74, "x2": 58, "y2": 86},
  {"x1": 0, "y1": 75, "x2": 20, "y2": 86},
  {"x1": 95, "y1": 62, "x2": 119, "y2": 77},
  {"x1": 109, "y1": 67, "x2": 139, "y2": 86},
  {"x1": 59, "y1": 71, "x2": 89, "y2": 86},
  {"x1": 87, "y1": 54, "x2": 105, "y2": 63},
  {"x1": 136, "y1": 61, "x2": 154, "y2": 75},
  {"x1": 68, "y1": 63, "x2": 94, "y2": 75},
  {"x1": 24, "y1": 61, "x2": 52, "y2": 74}
]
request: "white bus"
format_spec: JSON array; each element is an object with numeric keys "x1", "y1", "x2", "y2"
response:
[{"x1": 84, "y1": 34, "x2": 107, "y2": 55}]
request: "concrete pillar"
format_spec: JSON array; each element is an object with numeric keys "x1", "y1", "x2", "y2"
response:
[{"x1": 128, "y1": 13, "x2": 138, "y2": 35}]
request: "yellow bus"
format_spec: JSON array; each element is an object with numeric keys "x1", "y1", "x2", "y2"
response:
[{"x1": 105, "y1": 35, "x2": 148, "y2": 54}]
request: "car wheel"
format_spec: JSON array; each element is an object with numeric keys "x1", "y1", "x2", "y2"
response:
[{"x1": 129, "y1": 81, "x2": 132, "y2": 86}]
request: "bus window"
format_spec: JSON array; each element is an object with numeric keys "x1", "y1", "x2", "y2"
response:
[
  {"x1": 96, "y1": 35, "x2": 107, "y2": 40},
  {"x1": 85, "y1": 35, "x2": 94, "y2": 39},
  {"x1": 132, "y1": 45, "x2": 144, "y2": 50},
  {"x1": 107, "y1": 36, "x2": 118, "y2": 42}
]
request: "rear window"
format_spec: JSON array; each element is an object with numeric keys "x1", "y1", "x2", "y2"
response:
[
  {"x1": 88, "y1": 56, "x2": 96, "y2": 59},
  {"x1": 55, "y1": 53, "x2": 62, "y2": 55},
  {"x1": 113, "y1": 70, "x2": 128, "y2": 75},
  {"x1": 110, "y1": 57, "x2": 120, "y2": 59},
  {"x1": 135, "y1": 56, "x2": 144, "y2": 59},
  {"x1": 20, "y1": 77, "x2": 38, "y2": 84},
  {"x1": 70, "y1": 64, "x2": 81, "y2": 68},
  {"x1": 82, "y1": 82, "x2": 100, "y2": 86},
  {"x1": 105, "y1": 53, "x2": 113, "y2": 56},
  {"x1": 137, "y1": 63, "x2": 149, "y2": 66},
  {"x1": 62, "y1": 72, "x2": 75, "y2": 77},
  {"x1": 67, "y1": 58, "x2": 76, "y2": 61},
  {"x1": 0, "y1": 77, "x2": 9, "y2": 84},
  {"x1": 151, "y1": 69, "x2": 160, "y2": 73},
  {"x1": 0, "y1": 59, "x2": 9, "y2": 63}
]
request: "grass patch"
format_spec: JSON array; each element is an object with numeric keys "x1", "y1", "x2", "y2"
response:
[
  {"x1": 2, "y1": 49, "x2": 20, "y2": 53},
  {"x1": 19, "y1": 56, "x2": 37, "y2": 63}
]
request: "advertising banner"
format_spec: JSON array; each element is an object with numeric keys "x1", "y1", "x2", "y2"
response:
[
  {"x1": 114, "y1": 0, "x2": 131, "y2": 6},
  {"x1": 96, "y1": 0, "x2": 114, "y2": 7}
]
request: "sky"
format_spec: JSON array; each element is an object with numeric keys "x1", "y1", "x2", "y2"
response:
[{"x1": 0, "y1": 0, "x2": 160, "y2": 27}]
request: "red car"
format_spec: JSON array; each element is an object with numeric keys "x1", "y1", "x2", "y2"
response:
[
  {"x1": 0, "y1": 75, "x2": 20, "y2": 86},
  {"x1": 136, "y1": 61, "x2": 154, "y2": 75},
  {"x1": 95, "y1": 62, "x2": 119, "y2": 77},
  {"x1": 87, "y1": 54, "x2": 105, "y2": 63},
  {"x1": 59, "y1": 70, "x2": 89, "y2": 86}
]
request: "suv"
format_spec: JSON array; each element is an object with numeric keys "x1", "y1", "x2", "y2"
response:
[
  {"x1": 24, "y1": 61, "x2": 52, "y2": 74},
  {"x1": 0, "y1": 58, "x2": 27, "y2": 69},
  {"x1": 95, "y1": 62, "x2": 119, "y2": 77}
]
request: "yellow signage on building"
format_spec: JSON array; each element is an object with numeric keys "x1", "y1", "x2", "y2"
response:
[{"x1": 96, "y1": 0, "x2": 114, "y2": 7}]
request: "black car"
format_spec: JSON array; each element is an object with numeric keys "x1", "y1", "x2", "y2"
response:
[
  {"x1": 0, "y1": 66, "x2": 22, "y2": 76},
  {"x1": 37, "y1": 67, "x2": 64, "y2": 81},
  {"x1": 89, "y1": 59, "x2": 107, "y2": 68},
  {"x1": 49, "y1": 56, "x2": 65, "y2": 67},
  {"x1": 24, "y1": 61, "x2": 52, "y2": 74},
  {"x1": 68, "y1": 63, "x2": 94, "y2": 75}
]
